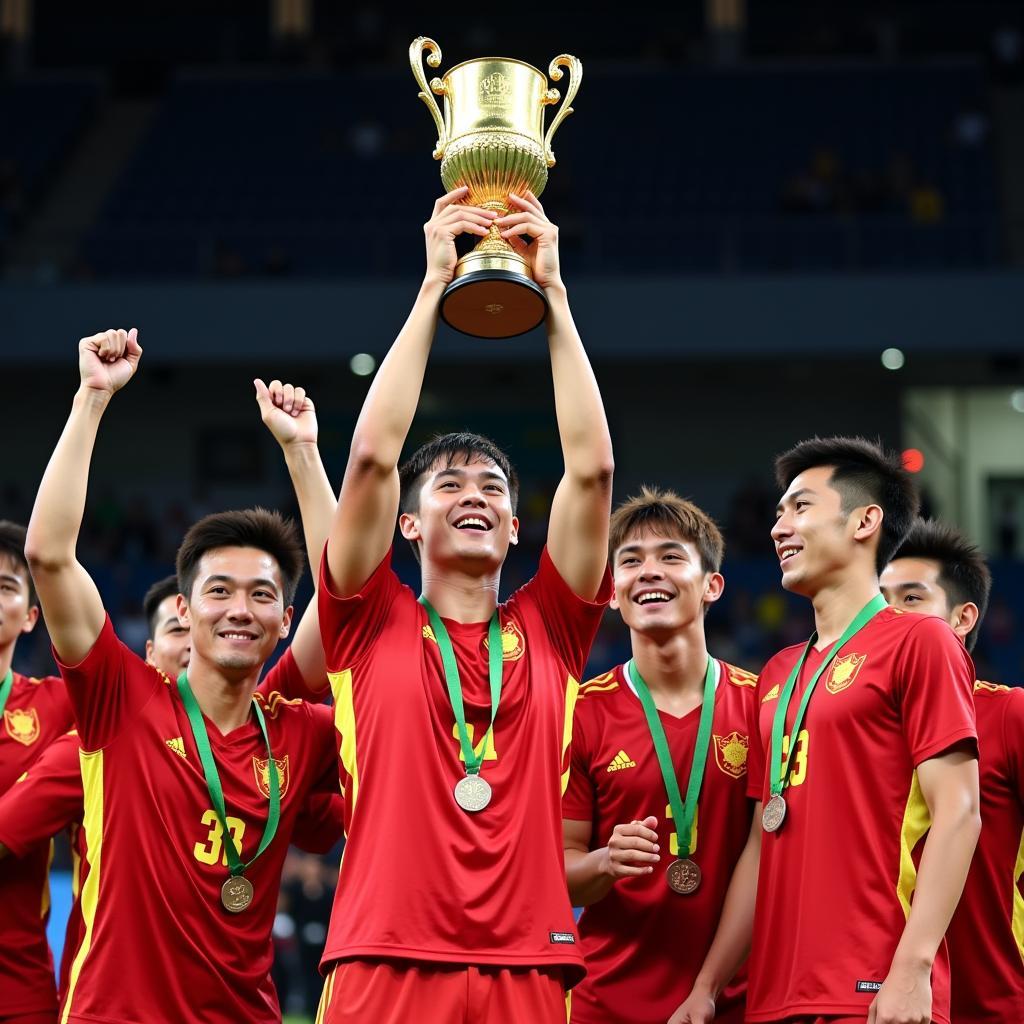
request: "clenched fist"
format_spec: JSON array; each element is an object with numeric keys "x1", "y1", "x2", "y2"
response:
[{"x1": 78, "y1": 328, "x2": 142, "y2": 396}]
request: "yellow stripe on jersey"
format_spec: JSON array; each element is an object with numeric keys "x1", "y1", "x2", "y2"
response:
[
  {"x1": 560, "y1": 676, "x2": 581, "y2": 796},
  {"x1": 1013, "y1": 825, "x2": 1024, "y2": 966},
  {"x1": 40, "y1": 838, "x2": 54, "y2": 918},
  {"x1": 62, "y1": 749, "x2": 104, "y2": 1024},
  {"x1": 329, "y1": 669, "x2": 358, "y2": 809},
  {"x1": 315, "y1": 963, "x2": 336, "y2": 1024},
  {"x1": 896, "y1": 771, "x2": 931, "y2": 918}
]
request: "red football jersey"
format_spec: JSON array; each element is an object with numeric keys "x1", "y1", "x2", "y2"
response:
[
  {"x1": 562, "y1": 660, "x2": 757, "y2": 1024},
  {"x1": 55, "y1": 616, "x2": 339, "y2": 1024},
  {"x1": 0, "y1": 670, "x2": 74, "y2": 1016},
  {"x1": 746, "y1": 608, "x2": 977, "y2": 1023},
  {"x1": 317, "y1": 546, "x2": 611, "y2": 983},
  {"x1": 946, "y1": 680, "x2": 1024, "y2": 1024}
]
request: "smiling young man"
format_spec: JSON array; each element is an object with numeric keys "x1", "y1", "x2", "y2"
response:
[
  {"x1": 561, "y1": 489, "x2": 758, "y2": 1024},
  {"x1": 882, "y1": 518, "x2": 1023, "y2": 1024},
  {"x1": 313, "y1": 188, "x2": 613, "y2": 1024},
  {"x1": 0, "y1": 520, "x2": 75, "y2": 1024},
  {"x1": 25, "y1": 333, "x2": 345, "y2": 1024},
  {"x1": 743, "y1": 437, "x2": 980, "y2": 1024}
]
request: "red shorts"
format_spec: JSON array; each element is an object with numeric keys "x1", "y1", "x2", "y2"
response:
[{"x1": 317, "y1": 958, "x2": 567, "y2": 1024}]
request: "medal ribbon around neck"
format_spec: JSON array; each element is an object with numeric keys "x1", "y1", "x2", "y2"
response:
[
  {"x1": 419, "y1": 597, "x2": 502, "y2": 778},
  {"x1": 627, "y1": 656, "x2": 716, "y2": 861},
  {"x1": 0, "y1": 669, "x2": 13, "y2": 718},
  {"x1": 176, "y1": 672, "x2": 281, "y2": 878},
  {"x1": 768, "y1": 594, "x2": 887, "y2": 800}
]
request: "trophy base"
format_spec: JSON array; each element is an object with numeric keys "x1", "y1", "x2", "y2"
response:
[{"x1": 440, "y1": 271, "x2": 548, "y2": 339}]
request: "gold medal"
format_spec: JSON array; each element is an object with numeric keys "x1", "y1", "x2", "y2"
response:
[
  {"x1": 666, "y1": 857, "x2": 701, "y2": 895},
  {"x1": 221, "y1": 875, "x2": 254, "y2": 913},
  {"x1": 761, "y1": 793, "x2": 787, "y2": 833},
  {"x1": 454, "y1": 774, "x2": 491, "y2": 813}
]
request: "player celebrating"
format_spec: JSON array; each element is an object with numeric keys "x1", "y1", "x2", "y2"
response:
[
  {"x1": 744, "y1": 437, "x2": 980, "y2": 1024},
  {"x1": 882, "y1": 518, "x2": 1023, "y2": 1024},
  {"x1": 0, "y1": 520, "x2": 75, "y2": 1023},
  {"x1": 25, "y1": 332, "x2": 345, "y2": 1024},
  {"x1": 314, "y1": 187, "x2": 613, "y2": 1024},
  {"x1": 562, "y1": 488, "x2": 758, "y2": 1024}
]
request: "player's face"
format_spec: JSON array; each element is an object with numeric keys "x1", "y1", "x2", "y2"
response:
[
  {"x1": 145, "y1": 594, "x2": 191, "y2": 678},
  {"x1": 772, "y1": 466, "x2": 857, "y2": 596},
  {"x1": 610, "y1": 530, "x2": 723, "y2": 635},
  {"x1": 400, "y1": 458, "x2": 519, "y2": 574},
  {"x1": 880, "y1": 557, "x2": 952, "y2": 620},
  {"x1": 0, "y1": 555, "x2": 38, "y2": 650},
  {"x1": 178, "y1": 547, "x2": 293, "y2": 676}
]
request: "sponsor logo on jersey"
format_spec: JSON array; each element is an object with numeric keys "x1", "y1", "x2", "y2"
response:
[
  {"x1": 826, "y1": 652, "x2": 866, "y2": 694},
  {"x1": 606, "y1": 749, "x2": 637, "y2": 772},
  {"x1": 549, "y1": 931, "x2": 576, "y2": 944},
  {"x1": 4, "y1": 707, "x2": 40, "y2": 746},
  {"x1": 483, "y1": 620, "x2": 526, "y2": 662},
  {"x1": 165, "y1": 736, "x2": 187, "y2": 759},
  {"x1": 761, "y1": 683, "x2": 780, "y2": 703},
  {"x1": 713, "y1": 731, "x2": 749, "y2": 778},
  {"x1": 856, "y1": 980, "x2": 883, "y2": 993},
  {"x1": 253, "y1": 754, "x2": 290, "y2": 798}
]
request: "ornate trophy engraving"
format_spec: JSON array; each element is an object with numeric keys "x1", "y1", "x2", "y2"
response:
[{"x1": 410, "y1": 37, "x2": 582, "y2": 338}]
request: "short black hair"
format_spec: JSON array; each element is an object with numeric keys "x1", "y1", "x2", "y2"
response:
[
  {"x1": 0, "y1": 520, "x2": 35, "y2": 606},
  {"x1": 775, "y1": 436, "x2": 919, "y2": 574},
  {"x1": 176, "y1": 508, "x2": 304, "y2": 607},
  {"x1": 398, "y1": 432, "x2": 519, "y2": 515},
  {"x1": 892, "y1": 518, "x2": 992, "y2": 652},
  {"x1": 142, "y1": 575, "x2": 180, "y2": 639}
]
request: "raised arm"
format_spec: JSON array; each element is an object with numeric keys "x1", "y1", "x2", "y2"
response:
[
  {"x1": 495, "y1": 191, "x2": 613, "y2": 600},
  {"x1": 25, "y1": 329, "x2": 142, "y2": 664},
  {"x1": 254, "y1": 378, "x2": 335, "y2": 692},
  {"x1": 326, "y1": 188, "x2": 497, "y2": 596}
]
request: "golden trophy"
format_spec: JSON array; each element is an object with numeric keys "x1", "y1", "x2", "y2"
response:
[{"x1": 410, "y1": 37, "x2": 582, "y2": 338}]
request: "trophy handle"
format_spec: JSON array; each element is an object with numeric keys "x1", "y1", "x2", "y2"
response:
[
  {"x1": 410, "y1": 37, "x2": 447, "y2": 160},
  {"x1": 542, "y1": 54, "x2": 582, "y2": 167}
]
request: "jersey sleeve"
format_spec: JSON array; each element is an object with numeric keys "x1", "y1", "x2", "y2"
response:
[
  {"x1": 290, "y1": 792, "x2": 346, "y2": 854},
  {"x1": 53, "y1": 614, "x2": 162, "y2": 752},
  {"x1": 895, "y1": 615, "x2": 978, "y2": 765},
  {"x1": 1000, "y1": 687, "x2": 1024, "y2": 805},
  {"x1": 257, "y1": 647, "x2": 326, "y2": 702},
  {"x1": 318, "y1": 542, "x2": 403, "y2": 672},
  {"x1": 562, "y1": 701, "x2": 597, "y2": 822},
  {"x1": 746, "y1": 666, "x2": 769, "y2": 802},
  {"x1": 511, "y1": 547, "x2": 612, "y2": 681},
  {"x1": 0, "y1": 731, "x2": 84, "y2": 857}
]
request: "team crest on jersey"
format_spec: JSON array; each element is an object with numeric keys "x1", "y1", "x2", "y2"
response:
[
  {"x1": 826, "y1": 653, "x2": 866, "y2": 694},
  {"x1": 761, "y1": 683, "x2": 780, "y2": 704},
  {"x1": 713, "y1": 731, "x2": 749, "y2": 778},
  {"x1": 253, "y1": 754, "x2": 290, "y2": 798},
  {"x1": 483, "y1": 620, "x2": 526, "y2": 662},
  {"x1": 4, "y1": 708, "x2": 40, "y2": 746}
]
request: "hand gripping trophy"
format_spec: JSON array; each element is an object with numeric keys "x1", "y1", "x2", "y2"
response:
[{"x1": 410, "y1": 37, "x2": 582, "y2": 339}]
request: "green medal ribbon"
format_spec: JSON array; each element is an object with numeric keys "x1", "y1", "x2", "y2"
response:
[
  {"x1": 768, "y1": 594, "x2": 888, "y2": 798},
  {"x1": 627, "y1": 657, "x2": 716, "y2": 860},
  {"x1": 0, "y1": 669, "x2": 13, "y2": 718},
  {"x1": 419, "y1": 597, "x2": 503, "y2": 776},
  {"x1": 176, "y1": 672, "x2": 280, "y2": 877}
]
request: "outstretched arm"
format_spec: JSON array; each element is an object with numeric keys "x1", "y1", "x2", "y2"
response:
[
  {"x1": 496, "y1": 192, "x2": 613, "y2": 600},
  {"x1": 26, "y1": 329, "x2": 142, "y2": 664},
  {"x1": 254, "y1": 378, "x2": 334, "y2": 693},
  {"x1": 325, "y1": 187, "x2": 498, "y2": 596}
]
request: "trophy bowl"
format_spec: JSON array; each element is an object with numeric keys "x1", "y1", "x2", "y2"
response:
[{"x1": 410, "y1": 37, "x2": 582, "y2": 339}]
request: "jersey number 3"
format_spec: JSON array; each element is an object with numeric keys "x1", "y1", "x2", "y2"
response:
[{"x1": 194, "y1": 809, "x2": 247, "y2": 867}]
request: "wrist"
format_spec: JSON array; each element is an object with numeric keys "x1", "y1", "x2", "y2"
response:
[
  {"x1": 419, "y1": 275, "x2": 449, "y2": 299},
  {"x1": 281, "y1": 439, "x2": 319, "y2": 460},
  {"x1": 73, "y1": 385, "x2": 112, "y2": 414},
  {"x1": 889, "y1": 950, "x2": 933, "y2": 974},
  {"x1": 544, "y1": 279, "x2": 568, "y2": 303}
]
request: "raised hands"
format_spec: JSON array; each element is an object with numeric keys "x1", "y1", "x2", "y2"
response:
[
  {"x1": 254, "y1": 378, "x2": 318, "y2": 449},
  {"x1": 601, "y1": 815, "x2": 661, "y2": 881},
  {"x1": 495, "y1": 190, "x2": 562, "y2": 291},
  {"x1": 423, "y1": 186, "x2": 497, "y2": 286},
  {"x1": 78, "y1": 328, "x2": 142, "y2": 397}
]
